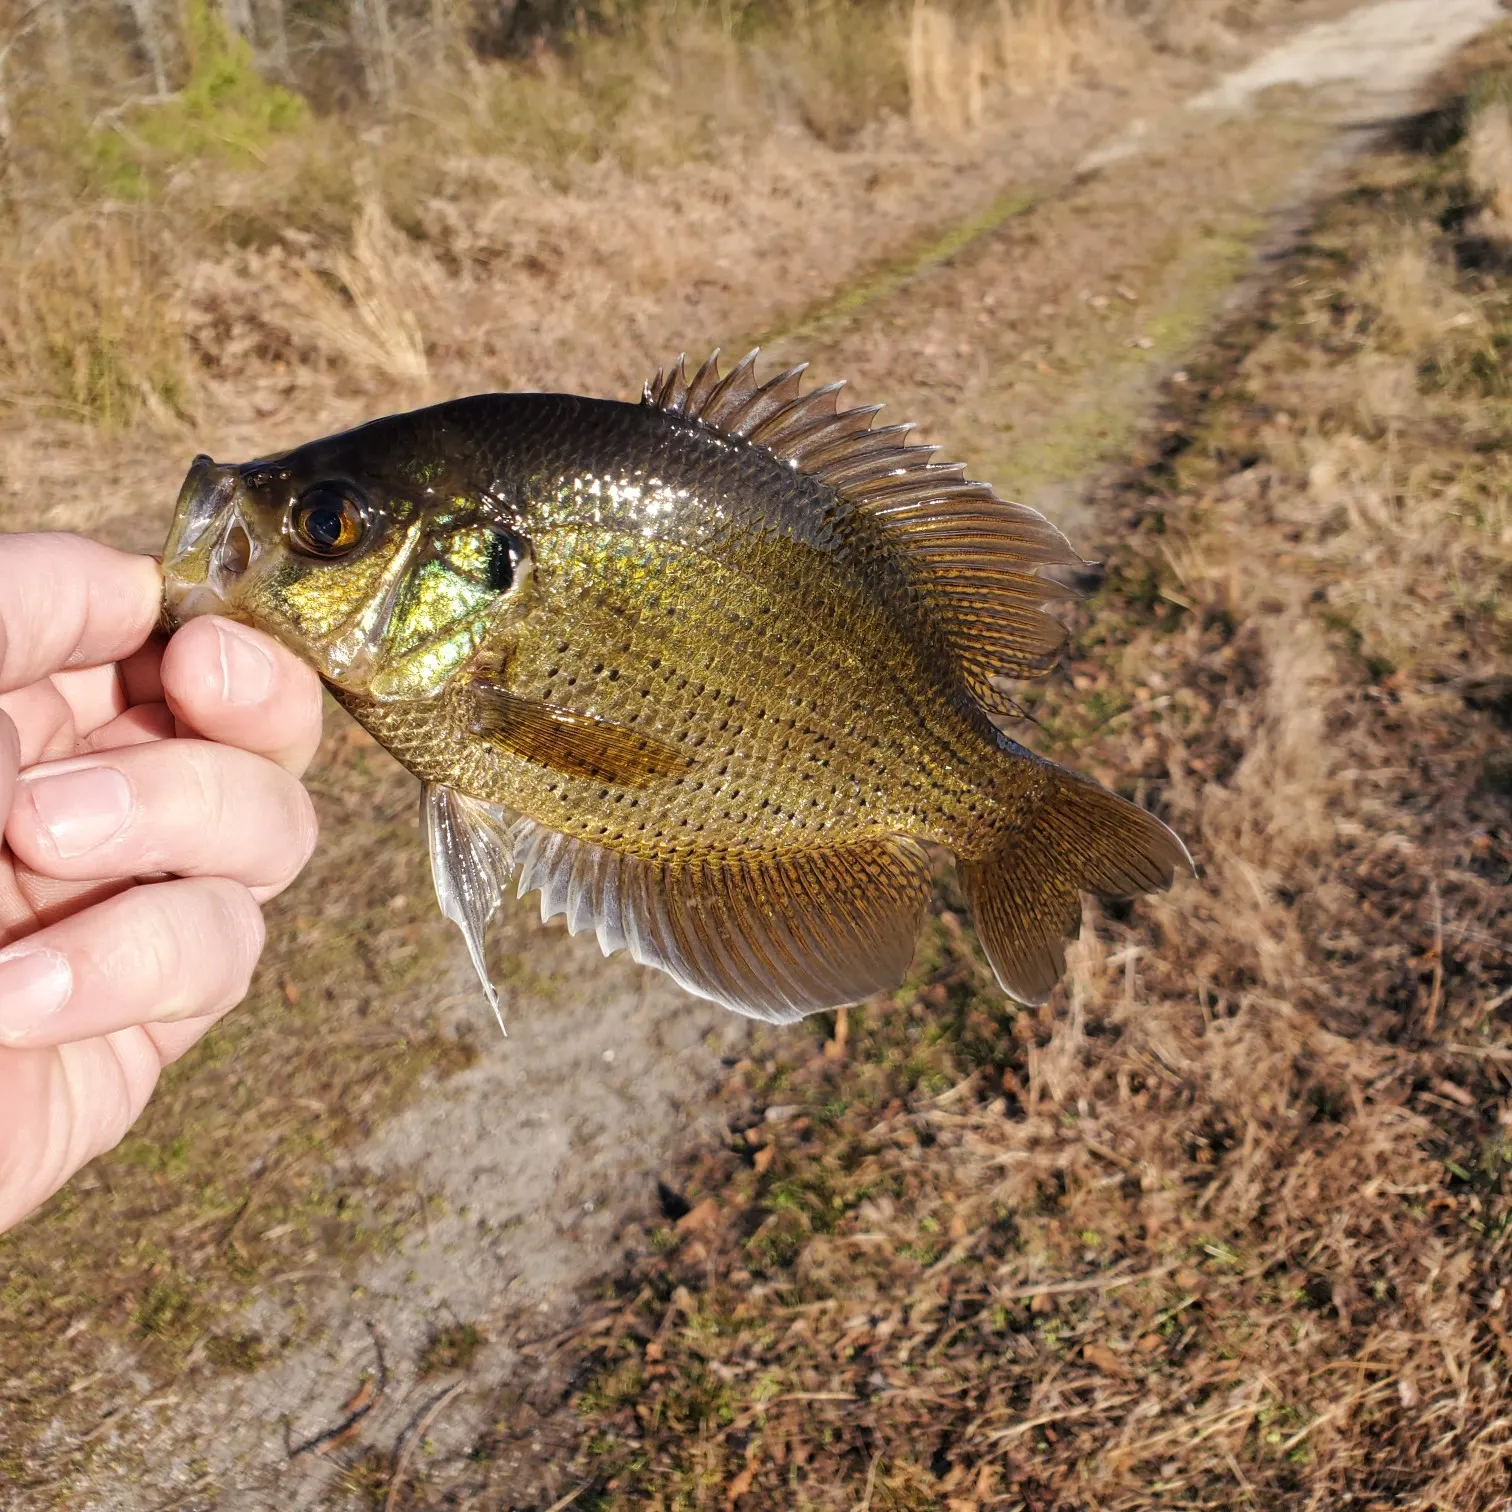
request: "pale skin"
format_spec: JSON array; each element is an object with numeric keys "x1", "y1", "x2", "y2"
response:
[{"x1": 0, "y1": 534, "x2": 324, "y2": 1235}]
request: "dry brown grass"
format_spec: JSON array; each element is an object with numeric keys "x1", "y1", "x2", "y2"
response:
[
  {"x1": 2, "y1": 7, "x2": 1500, "y2": 1509},
  {"x1": 278, "y1": 195, "x2": 435, "y2": 385},
  {"x1": 1468, "y1": 94, "x2": 1512, "y2": 246},
  {"x1": 444, "y1": 44, "x2": 1512, "y2": 1512},
  {"x1": 906, "y1": 0, "x2": 1135, "y2": 137},
  {"x1": 0, "y1": 36, "x2": 1339, "y2": 1510},
  {"x1": 0, "y1": 211, "x2": 190, "y2": 430},
  {"x1": 0, "y1": 0, "x2": 1287, "y2": 432}
]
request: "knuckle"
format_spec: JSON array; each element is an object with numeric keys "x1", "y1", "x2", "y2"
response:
[
  {"x1": 130, "y1": 889, "x2": 189, "y2": 1000},
  {"x1": 201, "y1": 878, "x2": 264, "y2": 1005},
  {"x1": 159, "y1": 617, "x2": 219, "y2": 702},
  {"x1": 174, "y1": 739, "x2": 229, "y2": 836},
  {"x1": 266, "y1": 773, "x2": 319, "y2": 891}
]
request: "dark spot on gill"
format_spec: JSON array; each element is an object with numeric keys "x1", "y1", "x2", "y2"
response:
[{"x1": 486, "y1": 529, "x2": 519, "y2": 592}]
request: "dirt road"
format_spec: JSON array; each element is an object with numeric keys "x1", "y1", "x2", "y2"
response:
[{"x1": 3, "y1": 2, "x2": 1506, "y2": 1507}]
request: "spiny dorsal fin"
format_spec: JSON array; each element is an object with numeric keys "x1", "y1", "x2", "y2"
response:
[{"x1": 642, "y1": 348, "x2": 1085, "y2": 714}]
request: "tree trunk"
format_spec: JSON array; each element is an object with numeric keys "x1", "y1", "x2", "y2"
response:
[
  {"x1": 351, "y1": 0, "x2": 396, "y2": 103},
  {"x1": 122, "y1": 0, "x2": 170, "y2": 95},
  {"x1": 259, "y1": 0, "x2": 290, "y2": 77},
  {"x1": 220, "y1": 0, "x2": 255, "y2": 41}
]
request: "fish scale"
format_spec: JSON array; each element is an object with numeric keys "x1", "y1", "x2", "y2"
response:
[
  {"x1": 161, "y1": 348, "x2": 1192, "y2": 1025},
  {"x1": 336, "y1": 522, "x2": 993, "y2": 859}
]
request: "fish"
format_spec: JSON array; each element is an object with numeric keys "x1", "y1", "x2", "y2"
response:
[{"x1": 160, "y1": 349, "x2": 1191, "y2": 1030}]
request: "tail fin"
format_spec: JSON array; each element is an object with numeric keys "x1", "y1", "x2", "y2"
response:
[{"x1": 960, "y1": 767, "x2": 1192, "y2": 1005}]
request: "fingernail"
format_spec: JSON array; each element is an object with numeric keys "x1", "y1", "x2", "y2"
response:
[
  {"x1": 0, "y1": 947, "x2": 72, "y2": 1042},
  {"x1": 19, "y1": 765, "x2": 133, "y2": 858},
  {"x1": 216, "y1": 621, "x2": 274, "y2": 706}
]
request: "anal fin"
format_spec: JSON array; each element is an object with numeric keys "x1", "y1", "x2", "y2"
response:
[
  {"x1": 422, "y1": 782, "x2": 517, "y2": 1034},
  {"x1": 510, "y1": 821, "x2": 934, "y2": 1023}
]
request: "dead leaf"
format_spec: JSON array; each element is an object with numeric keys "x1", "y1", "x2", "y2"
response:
[
  {"x1": 754, "y1": 1145, "x2": 776, "y2": 1175},
  {"x1": 677, "y1": 1198, "x2": 719, "y2": 1233},
  {"x1": 726, "y1": 1455, "x2": 759, "y2": 1504},
  {"x1": 823, "y1": 1005, "x2": 849, "y2": 1060},
  {"x1": 1082, "y1": 1343, "x2": 1124, "y2": 1375}
]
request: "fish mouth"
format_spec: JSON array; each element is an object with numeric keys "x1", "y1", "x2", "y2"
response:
[{"x1": 161, "y1": 454, "x2": 264, "y2": 629}]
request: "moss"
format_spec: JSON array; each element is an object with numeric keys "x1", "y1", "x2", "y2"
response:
[
  {"x1": 85, "y1": 0, "x2": 307, "y2": 199},
  {"x1": 755, "y1": 185, "x2": 1046, "y2": 355},
  {"x1": 419, "y1": 1321, "x2": 486, "y2": 1376},
  {"x1": 203, "y1": 1330, "x2": 266, "y2": 1373}
]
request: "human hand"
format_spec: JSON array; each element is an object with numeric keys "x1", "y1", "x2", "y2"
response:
[{"x1": 0, "y1": 533, "x2": 324, "y2": 1235}]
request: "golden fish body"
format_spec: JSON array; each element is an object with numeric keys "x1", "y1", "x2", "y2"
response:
[
  {"x1": 162, "y1": 351, "x2": 1189, "y2": 1025},
  {"x1": 348, "y1": 513, "x2": 1015, "y2": 855}
]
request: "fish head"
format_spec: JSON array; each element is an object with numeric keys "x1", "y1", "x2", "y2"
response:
[{"x1": 161, "y1": 422, "x2": 532, "y2": 700}]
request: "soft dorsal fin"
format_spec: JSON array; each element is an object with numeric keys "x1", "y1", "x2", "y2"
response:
[{"x1": 642, "y1": 348, "x2": 1085, "y2": 714}]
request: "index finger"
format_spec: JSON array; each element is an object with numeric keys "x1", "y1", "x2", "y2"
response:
[{"x1": 0, "y1": 535, "x2": 161, "y2": 695}]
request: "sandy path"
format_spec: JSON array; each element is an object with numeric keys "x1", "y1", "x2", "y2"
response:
[
  {"x1": 1189, "y1": 0, "x2": 1503, "y2": 115},
  {"x1": 18, "y1": 3, "x2": 1507, "y2": 1507}
]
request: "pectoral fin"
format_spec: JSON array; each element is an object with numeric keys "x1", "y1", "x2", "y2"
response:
[
  {"x1": 468, "y1": 680, "x2": 686, "y2": 786},
  {"x1": 421, "y1": 782, "x2": 518, "y2": 1035}
]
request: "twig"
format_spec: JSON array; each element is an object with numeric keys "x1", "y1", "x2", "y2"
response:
[
  {"x1": 1443, "y1": 1041, "x2": 1512, "y2": 1060},
  {"x1": 287, "y1": 1322, "x2": 388, "y2": 1458},
  {"x1": 1424, "y1": 879, "x2": 1443, "y2": 1035},
  {"x1": 928, "y1": 1069, "x2": 981, "y2": 1106},
  {"x1": 986, "y1": 1395, "x2": 1138, "y2": 1444},
  {"x1": 856, "y1": 1450, "x2": 882, "y2": 1512},
  {"x1": 542, "y1": 1485, "x2": 590, "y2": 1512},
  {"x1": 219, "y1": 1165, "x2": 278, "y2": 1250},
  {"x1": 1278, "y1": 1402, "x2": 1344, "y2": 1455},
  {"x1": 89, "y1": 93, "x2": 180, "y2": 130},
  {"x1": 763, "y1": 1391, "x2": 857, "y2": 1406},
  {"x1": 385, "y1": 1379, "x2": 466, "y2": 1512},
  {"x1": 1128, "y1": 1400, "x2": 1258, "y2": 1455},
  {"x1": 995, "y1": 1262, "x2": 1177, "y2": 1301},
  {"x1": 1220, "y1": 1442, "x2": 1256, "y2": 1504}
]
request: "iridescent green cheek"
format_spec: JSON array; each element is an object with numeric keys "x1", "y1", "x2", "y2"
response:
[
  {"x1": 270, "y1": 550, "x2": 401, "y2": 641},
  {"x1": 367, "y1": 560, "x2": 499, "y2": 699}
]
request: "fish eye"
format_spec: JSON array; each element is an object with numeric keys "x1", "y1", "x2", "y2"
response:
[{"x1": 288, "y1": 484, "x2": 368, "y2": 559}]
